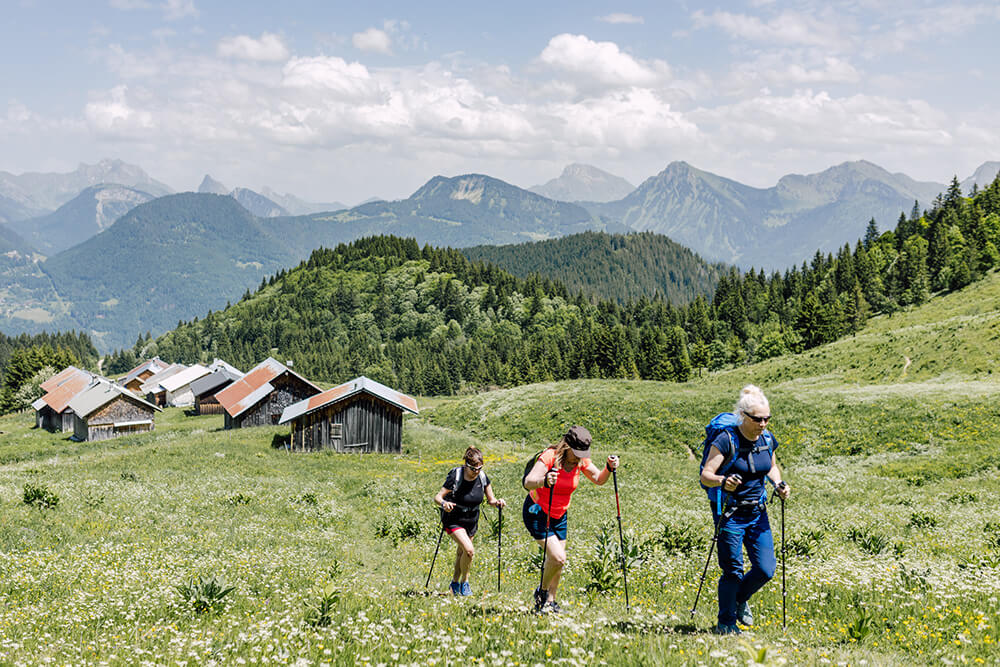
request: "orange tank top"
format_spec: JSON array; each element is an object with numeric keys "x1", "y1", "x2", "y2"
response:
[{"x1": 530, "y1": 448, "x2": 591, "y2": 520}]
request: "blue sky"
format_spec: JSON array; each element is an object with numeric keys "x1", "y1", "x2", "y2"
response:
[{"x1": 2, "y1": 0, "x2": 998, "y2": 203}]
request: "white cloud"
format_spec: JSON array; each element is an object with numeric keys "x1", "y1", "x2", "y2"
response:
[
  {"x1": 162, "y1": 0, "x2": 196, "y2": 20},
  {"x1": 353, "y1": 27, "x2": 393, "y2": 55},
  {"x1": 597, "y1": 13, "x2": 644, "y2": 24},
  {"x1": 692, "y1": 9, "x2": 846, "y2": 50},
  {"x1": 108, "y1": 0, "x2": 152, "y2": 8},
  {"x1": 539, "y1": 34, "x2": 668, "y2": 87},
  {"x1": 217, "y1": 33, "x2": 289, "y2": 62},
  {"x1": 84, "y1": 85, "x2": 156, "y2": 138}
]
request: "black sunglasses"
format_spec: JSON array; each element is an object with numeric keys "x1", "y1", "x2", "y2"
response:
[{"x1": 742, "y1": 411, "x2": 771, "y2": 424}]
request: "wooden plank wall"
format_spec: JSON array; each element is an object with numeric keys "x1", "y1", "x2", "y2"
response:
[{"x1": 290, "y1": 394, "x2": 403, "y2": 453}]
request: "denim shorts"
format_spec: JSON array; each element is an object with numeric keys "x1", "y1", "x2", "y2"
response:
[{"x1": 522, "y1": 494, "x2": 568, "y2": 541}]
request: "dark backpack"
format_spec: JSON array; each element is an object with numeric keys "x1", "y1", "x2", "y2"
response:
[{"x1": 698, "y1": 412, "x2": 774, "y2": 507}]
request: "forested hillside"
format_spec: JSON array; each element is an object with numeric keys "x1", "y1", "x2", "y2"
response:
[
  {"x1": 129, "y1": 172, "x2": 1000, "y2": 395},
  {"x1": 460, "y1": 231, "x2": 726, "y2": 305}
]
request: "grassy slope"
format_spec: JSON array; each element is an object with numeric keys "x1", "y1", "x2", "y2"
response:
[{"x1": 0, "y1": 274, "x2": 999, "y2": 664}]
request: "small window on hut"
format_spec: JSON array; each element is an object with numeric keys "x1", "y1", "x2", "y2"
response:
[{"x1": 331, "y1": 424, "x2": 342, "y2": 439}]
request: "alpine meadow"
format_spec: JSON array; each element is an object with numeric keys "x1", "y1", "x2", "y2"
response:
[{"x1": 5, "y1": 2, "x2": 1000, "y2": 664}]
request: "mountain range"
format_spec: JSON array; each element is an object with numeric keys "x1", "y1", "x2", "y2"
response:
[
  {"x1": 529, "y1": 163, "x2": 635, "y2": 202},
  {"x1": 1, "y1": 156, "x2": 999, "y2": 352}
]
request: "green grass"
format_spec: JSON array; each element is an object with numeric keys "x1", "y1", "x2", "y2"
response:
[{"x1": 1, "y1": 277, "x2": 1000, "y2": 664}]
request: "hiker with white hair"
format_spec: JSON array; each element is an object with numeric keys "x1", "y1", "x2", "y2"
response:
[{"x1": 699, "y1": 384, "x2": 791, "y2": 635}]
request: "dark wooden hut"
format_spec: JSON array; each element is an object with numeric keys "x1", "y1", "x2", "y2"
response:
[
  {"x1": 190, "y1": 368, "x2": 243, "y2": 415},
  {"x1": 216, "y1": 358, "x2": 320, "y2": 429},
  {"x1": 68, "y1": 381, "x2": 161, "y2": 442},
  {"x1": 279, "y1": 376, "x2": 419, "y2": 453},
  {"x1": 118, "y1": 357, "x2": 168, "y2": 393}
]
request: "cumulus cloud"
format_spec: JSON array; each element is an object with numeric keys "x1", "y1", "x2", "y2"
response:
[
  {"x1": 217, "y1": 33, "x2": 289, "y2": 62},
  {"x1": 539, "y1": 34, "x2": 668, "y2": 87},
  {"x1": 353, "y1": 27, "x2": 393, "y2": 55},
  {"x1": 597, "y1": 13, "x2": 644, "y2": 24}
]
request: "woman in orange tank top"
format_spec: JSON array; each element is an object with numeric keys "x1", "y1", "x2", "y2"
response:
[{"x1": 522, "y1": 425, "x2": 619, "y2": 614}]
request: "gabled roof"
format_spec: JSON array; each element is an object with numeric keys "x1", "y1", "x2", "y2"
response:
[
  {"x1": 207, "y1": 358, "x2": 242, "y2": 375},
  {"x1": 279, "y1": 376, "x2": 419, "y2": 424},
  {"x1": 40, "y1": 368, "x2": 99, "y2": 413},
  {"x1": 120, "y1": 357, "x2": 168, "y2": 386},
  {"x1": 139, "y1": 363, "x2": 187, "y2": 394},
  {"x1": 190, "y1": 368, "x2": 243, "y2": 398},
  {"x1": 40, "y1": 366, "x2": 83, "y2": 393},
  {"x1": 159, "y1": 364, "x2": 211, "y2": 393},
  {"x1": 216, "y1": 357, "x2": 319, "y2": 418},
  {"x1": 68, "y1": 381, "x2": 161, "y2": 419}
]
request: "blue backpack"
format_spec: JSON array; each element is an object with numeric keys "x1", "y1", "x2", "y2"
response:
[{"x1": 698, "y1": 412, "x2": 774, "y2": 510}]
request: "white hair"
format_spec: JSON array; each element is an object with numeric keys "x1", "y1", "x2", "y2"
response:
[{"x1": 734, "y1": 384, "x2": 769, "y2": 424}]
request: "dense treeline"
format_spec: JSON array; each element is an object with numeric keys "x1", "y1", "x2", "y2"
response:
[
  {"x1": 0, "y1": 331, "x2": 97, "y2": 413},
  {"x1": 460, "y1": 231, "x2": 727, "y2": 305},
  {"x1": 112, "y1": 174, "x2": 1000, "y2": 395}
]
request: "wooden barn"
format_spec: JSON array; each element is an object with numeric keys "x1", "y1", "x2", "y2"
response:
[
  {"x1": 278, "y1": 376, "x2": 419, "y2": 453},
  {"x1": 68, "y1": 381, "x2": 161, "y2": 442},
  {"x1": 215, "y1": 358, "x2": 320, "y2": 429},
  {"x1": 118, "y1": 357, "x2": 168, "y2": 393},
  {"x1": 139, "y1": 363, "x2": 187, "y2": 407},
  {"x1": 190, "y1": 367, "x2": 243, "y2": 415},
  {"x1": 32, "y1": 367, "x2": 94, "y2": 432}
]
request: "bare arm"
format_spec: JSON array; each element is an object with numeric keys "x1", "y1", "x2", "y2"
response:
[
  {"x1": 582, "y1": 455, "x2": 619, "y2": 485},
  {"x1": 432, "y1": 486, "x2": 456, "y2": 512},
  {"x1": 700, "y1": 446, "x2": 742, "y2": 492},
  {"x1": 524, "y1": 459, "x2": 554, "y2": 490},
  {"x1": 484, "y1": 483, "x2": 506, "y2": 508},
  {"x1": 767, "y1": 452, "x2": 790, "y2": 498}
]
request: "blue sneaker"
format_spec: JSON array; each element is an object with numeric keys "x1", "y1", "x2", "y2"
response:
[
  {"x1": 460, "y1": 582, "x2": 472, "y2": 596},
  {"x1": 449, "y1": 581, "x2": 461, "y2": 596},
  {"x1": 712, "y1": 623, "x2": 742, "y2": 635}
]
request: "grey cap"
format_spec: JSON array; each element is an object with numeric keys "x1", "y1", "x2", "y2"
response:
[{"x1": 565, "y1": 425, "x2": 592, "y2": 457}]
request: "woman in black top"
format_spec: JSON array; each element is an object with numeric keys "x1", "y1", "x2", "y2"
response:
[{"x1": 432, "y1": 446, "x2": 506, "y2": 596}]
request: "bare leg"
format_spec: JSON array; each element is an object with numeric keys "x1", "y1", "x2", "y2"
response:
[
  {"x1": 448, "y1": 529, "x2": 475, "y2": 582},
  {"x1": 535, "y1": 536, "x2": 567, "y2": 602}
]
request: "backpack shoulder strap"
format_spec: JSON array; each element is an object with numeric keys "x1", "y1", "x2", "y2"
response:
[
  {"x1": 449, "y1": 466, "x2": 463, "y2": 494},
  {"x1": 716, "y1": 428, "x2": 738, "y2": 477}
]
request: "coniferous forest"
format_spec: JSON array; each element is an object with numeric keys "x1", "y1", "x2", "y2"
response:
[{"x1": 107, "y1": 173, "x2": 1000, "y2": 396}]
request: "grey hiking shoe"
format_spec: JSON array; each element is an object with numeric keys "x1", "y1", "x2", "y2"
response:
[
  {"x1": 738, "y1": 600, "x2": 754, "y2": 626},
  {"x1": 712, "y1": 623, "x2": 742, "y2": 635}
]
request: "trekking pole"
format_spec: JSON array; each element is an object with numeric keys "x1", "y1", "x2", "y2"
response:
[
  {"x1": 497, "y1": 504, "x2": 502, "y2": 593},
  {"x1": 778, "y1": 481, "x2": 788, "y2": 629},
  {"x1": 691, "y1": 495, "x2": 730, "y2": 617},
  {"x1": 611, "y1": 465, "x2": 630, "y2": 611},
  {"x1": 425, "y1": 510, "x2": 445, "y2": 589},
  {"x1": 539, "y1": 468, "x2": 554, "y2": 603}
]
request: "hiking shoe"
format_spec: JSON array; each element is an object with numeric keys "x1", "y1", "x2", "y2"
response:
[
  {"x1": 449, "y1": 581, "x2": 462, "y2": 596},
  {"x1": 460, "y1": 582, "x2": 472, "y2": 596},
  {"x1": 533, "y1": 586, "x2": 547, "y2": 611},
  {"x1": 712, "y1": 623, "x2": 742, "y2": 635},
  {"x1": 539, "y1": 600, "x2": 562, "y2": 615},
  {"x1": 737, "y1": 601, "x2": 754, "y2": 627}
]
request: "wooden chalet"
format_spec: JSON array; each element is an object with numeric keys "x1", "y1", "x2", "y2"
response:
[
  {"x1": 68, "y1": 381, "x2": 161, "y2": 442},
  {"x1": 139, "y1": 363, "x2": 187, "y2": 407},
  {"x1": 215, "y1": 358, "x2": 320, "y2": 429},
  {"x1": 190, "y1": 366, "x2": 243, "y2": 415},
  {"x1": 118, "y1": 357, "x2": 168, "y2": 393},
  {"x1": 278, "y1": 376, "x2": 419, "y2": 453},
  {"x1": 32, "y1": 366, "x2": 94, "y2": 432},
  {"x1": 159, "y1": 364, "x2": 211, "y2": 407}
]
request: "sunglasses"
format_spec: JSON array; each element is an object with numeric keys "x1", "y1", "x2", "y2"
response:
[
  {"x1": 465, "y1": 463, "x2": 483, "y2": 472},
  {"x1": 742, "y1": 411, "x2": 771, "y2": 424}
]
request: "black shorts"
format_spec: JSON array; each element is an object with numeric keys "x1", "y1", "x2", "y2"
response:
[{"x1": 442, "y1": 507, "x2": 479, "y2": 537}]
